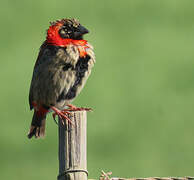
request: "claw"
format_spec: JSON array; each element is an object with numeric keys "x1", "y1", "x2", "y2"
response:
[
  {"x1": 52, "y1": 113, "x2": 58, "y2": 125},
  {"x1": 63, "y1": 104, "x2": 93, "y2": 112},
  {"x1": 51, "y1": 105, "x2": 92, "y2": 126},
  {"x1": 51, "y1": 106, "x2": 74, "y2": 125}
]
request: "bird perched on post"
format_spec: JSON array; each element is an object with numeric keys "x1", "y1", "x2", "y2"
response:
[{"x1": 28, "y1": 18, "x2": 95, "y2": 139}]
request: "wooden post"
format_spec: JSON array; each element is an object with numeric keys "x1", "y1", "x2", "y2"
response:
[{"x1": 57, "y1": 111, "x2": 88, "y2": 180}]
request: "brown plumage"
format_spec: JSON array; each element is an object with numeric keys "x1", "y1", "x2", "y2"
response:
[{"x1": 28, "y1": 18, "x2": 95, "y2": 139}]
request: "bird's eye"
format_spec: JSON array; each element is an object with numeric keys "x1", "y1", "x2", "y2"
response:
[
  {"x1": 59, "y1": 29, "x2": 66, "y2": 35},
  {"x1": 59, "y1": 28, "x2": 69, "y2": 39},
  {"x1": 59, "y1": 25, "x2": 73, "y2": 39}
]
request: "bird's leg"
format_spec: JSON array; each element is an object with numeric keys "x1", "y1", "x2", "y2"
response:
[
  {"x1": 51, "y1": 106, "x2": 73, "y2": 125},
  {"x1": 62, "y1": 104, "x2": 92, "y2": 112}
]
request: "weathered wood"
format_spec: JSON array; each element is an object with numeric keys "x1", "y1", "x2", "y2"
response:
[
  {"x1": 98, "y1": 171, "x2": 194, "y2": 180},
  {"x1": 98, "y1": 177, "x2": 194, "y2": 180},
  {"x1": 58, "y1": 111, "x2": 88, "y2": 180}
]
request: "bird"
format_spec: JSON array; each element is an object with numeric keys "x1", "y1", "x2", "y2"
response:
[{"x1": 28, "y1": 18, "x2": 95, "y2": 139}]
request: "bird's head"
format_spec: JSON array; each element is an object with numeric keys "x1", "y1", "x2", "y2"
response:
[
  {"x1": 46, "y1": 18, "x2": 89, "y2": 47},
  {"x1": 58, "y1": 19, "x2": 89, "y2": 40}
]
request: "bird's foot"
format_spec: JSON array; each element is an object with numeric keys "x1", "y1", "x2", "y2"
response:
[
  {"x1": 51, "y1": 106, "x2": 73, "y2": 125},
  {"x1": 63, "y1": 104, "x2": 93, "y2": 112}
]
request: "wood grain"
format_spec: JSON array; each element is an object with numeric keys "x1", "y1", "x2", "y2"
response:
[{"x1": 58, "y1": 111, "x2": 88, "y2": 180}]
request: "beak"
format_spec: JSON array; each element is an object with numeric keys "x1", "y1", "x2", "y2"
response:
[
  {"x1": 78, "y1": 25, "x2": 89, "y2": 34},
  {"x1": 73, "y1": 25, "x2": 89, "y2": 39}
]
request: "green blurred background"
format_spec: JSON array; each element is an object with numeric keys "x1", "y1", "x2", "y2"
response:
[{"x1": 1, "y1": 0, "x2": 194, "y2": 179}]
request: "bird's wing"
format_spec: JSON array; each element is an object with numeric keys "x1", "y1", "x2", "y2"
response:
[
  {"x1": 29, "y1": 43, "x2": 45, "y2": 110},
  {"x1": 29, "y1": 44, "x2": 80, "y2": 109}
]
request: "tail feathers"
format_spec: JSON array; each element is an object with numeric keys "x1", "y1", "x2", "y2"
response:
[{"x1": 27, "y1": 112, "x2": 46, "y2": 139}]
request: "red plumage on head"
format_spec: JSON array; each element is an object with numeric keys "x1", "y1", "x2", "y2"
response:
[{"x1": 46, "y1": 20, "x2": 88, "y2": 48}]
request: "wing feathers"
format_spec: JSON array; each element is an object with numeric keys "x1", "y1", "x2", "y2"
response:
[{"x1": 29, "y1": 45, "x2": 79, "y2": 108}]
